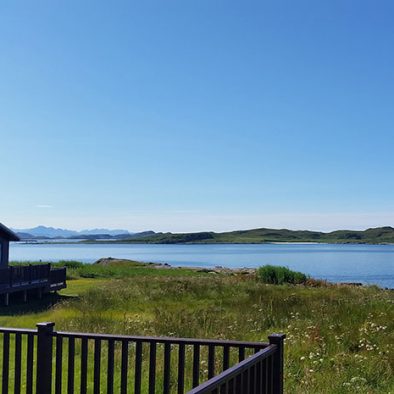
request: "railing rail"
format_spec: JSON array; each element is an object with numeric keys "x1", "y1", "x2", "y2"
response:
[
  {"x1": 0, "y1": 264, "x2": 51, "y2": 288},
  {"x1": 0, "y1": 265, "x2": 66, "y2": 294},
  {"x1": 49, "y1": 267, "x2": 67, "y2": 286},
  {"x1": 0, "y1": 323, "x2": 285, "y2": 394},
  {"x1": 187, "y1": 346, "x2": 277, "y2": 394},
  {"x1": 54, "y1": 330, "x2": 269, "y2": 348},
  {"x1": 188, "y1": 334, "x2": 286, "y2": 394},
  {"x1": 0, "y1": 327, "x2": 37, "y2": 394}
]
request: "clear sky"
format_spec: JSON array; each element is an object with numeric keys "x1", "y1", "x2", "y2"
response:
[{"x1": 1, "y1": 1, "x2": 393, "y2": 232}]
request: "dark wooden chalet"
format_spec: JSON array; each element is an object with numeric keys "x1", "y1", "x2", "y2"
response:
[{"x1": 0, "y1": 223, "x2": 66, "y2": 305}]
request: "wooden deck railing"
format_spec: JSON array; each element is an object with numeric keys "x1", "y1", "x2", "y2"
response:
[
  {"x1": 0, "y1": 265, "x2": 66, "y2": 294},
  {"x1": 188, "y1": 334, "x2": 285, "y2": 394},
  {"x1": 49, "y1": 267, "x2": 67, "y2": 288},
  {"x1": 0, "y1": 323, "x2": 285, "y2": 393}
]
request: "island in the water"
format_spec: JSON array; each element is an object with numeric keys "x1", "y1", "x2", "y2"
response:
[{"x1": 15, "y1": 226, "x2": 394, "y2": 244}]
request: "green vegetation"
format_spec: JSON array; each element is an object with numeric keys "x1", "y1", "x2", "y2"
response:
[
  {"x1": 56, "y1": 259, "x2": 203, "y2": 279},
  {"x1": 2, "y1": 260, "x2": 394, "y2": 393},
  {"x1": 257, "y1": 265, "x2": 308, "y2": 285},
  {"x1": 83, "y1": 226, "x2": 394, "y2": 244}
]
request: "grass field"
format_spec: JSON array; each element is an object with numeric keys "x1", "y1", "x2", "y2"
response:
[{"x1": 2, "y1": 260, "x2": 394, "y2": 393}]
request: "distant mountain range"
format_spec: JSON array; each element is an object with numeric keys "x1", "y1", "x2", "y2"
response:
[
  {"x1": 13, "y1": 226, "x2": 135, "y2": 239},
  {"x1": 12, "y1": 225, "x2": 394, "y2": 244}
]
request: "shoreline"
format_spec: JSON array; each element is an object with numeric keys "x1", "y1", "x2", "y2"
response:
[
  {"x1": 98, "y1": 258, "x2": 394, "y2": 290},
  {"x1": 15, "y1": 240, "x2": 394, "y2": 246}
]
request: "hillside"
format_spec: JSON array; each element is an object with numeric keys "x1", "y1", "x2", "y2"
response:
[
  {"x1": 108, "y1": 226, "x2": 394, "y2": 244},
  {"x1": 15, "y1": 226, "x2": 394, "y2": 244}
]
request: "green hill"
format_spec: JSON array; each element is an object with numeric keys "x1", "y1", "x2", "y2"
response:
[{"x1": 105, "y1": 226, "x2": 394, "y2": 244}]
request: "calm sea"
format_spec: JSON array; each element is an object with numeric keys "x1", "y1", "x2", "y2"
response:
[{"x1": 9, "y1": 243, "x2": 394, "y2": 288}]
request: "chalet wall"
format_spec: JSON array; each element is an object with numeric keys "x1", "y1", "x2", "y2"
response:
[{"x1": 0, "y1": 239, "x2": 9, "y2": 268}]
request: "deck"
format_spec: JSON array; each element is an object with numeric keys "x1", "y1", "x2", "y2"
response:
[{"x1": 0, "y1": 264, "x2": 66, "y2": 304}]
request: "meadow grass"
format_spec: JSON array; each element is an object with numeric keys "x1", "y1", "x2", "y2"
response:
[{"x1": 2, "y1": 261, "x2": 394, "y2": 393}]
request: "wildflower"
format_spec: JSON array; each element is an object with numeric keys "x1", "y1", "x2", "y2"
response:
[{"x1": 350, "y1": 377, "x2": 367, "y2": 384}]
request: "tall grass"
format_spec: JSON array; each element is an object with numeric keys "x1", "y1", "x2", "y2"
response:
[
  {"x1": 50, "y1": 275, "x2": 394, "y2": 393},
  {"x1": 3, "y1": 261, "x2": 394, "y2": 393}
]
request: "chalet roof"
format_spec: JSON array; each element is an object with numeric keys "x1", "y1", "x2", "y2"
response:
[{"x1": 0, "y1": 223, "x2": 20, "y2": 242}]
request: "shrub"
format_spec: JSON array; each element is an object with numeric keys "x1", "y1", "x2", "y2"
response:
[{"x1": 257, "y1": 265, "x2": 307, "y2": 285}]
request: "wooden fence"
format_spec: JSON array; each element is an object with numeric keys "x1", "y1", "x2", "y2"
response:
[{"x1": 0, "y1": 323, "x2": 285, "y2": 393}]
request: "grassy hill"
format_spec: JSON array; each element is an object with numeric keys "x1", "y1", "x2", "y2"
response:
[{"x1": 98, "y1": 226, "x2": 394, "y2": 244}]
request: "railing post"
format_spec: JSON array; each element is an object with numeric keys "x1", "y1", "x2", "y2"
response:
[
  {"x1": 269, "y1": 333, "x2": 286, "y2": 394},
  {"x1": 36, "y1": 322, "x2": 55, "y2": 394}
]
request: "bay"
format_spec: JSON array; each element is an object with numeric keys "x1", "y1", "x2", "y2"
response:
[{"x1": 9, "y1": 242, "x2": 394, "y2": 288}]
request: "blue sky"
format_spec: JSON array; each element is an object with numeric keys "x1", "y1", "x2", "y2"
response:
[{"x1": 1, "y1": 0, "x2": 394, "y2": 232}]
